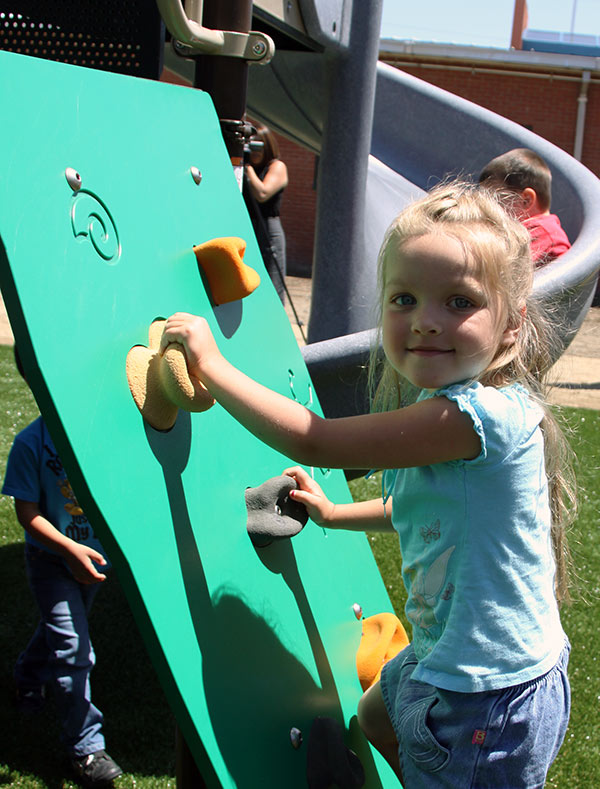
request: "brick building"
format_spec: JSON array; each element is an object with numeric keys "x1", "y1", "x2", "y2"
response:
[{"x1": 276, "y1": 34, "x2": 600, "y2": 276}]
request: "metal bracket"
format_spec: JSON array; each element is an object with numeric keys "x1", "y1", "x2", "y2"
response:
[{"x1": 156, "y1": 0, "x2": 275, "y2": 63}]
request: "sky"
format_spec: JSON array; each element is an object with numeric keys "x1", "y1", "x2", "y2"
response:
[{"x1": 380, "y1": 0, "x2": 600, "y2": 49}]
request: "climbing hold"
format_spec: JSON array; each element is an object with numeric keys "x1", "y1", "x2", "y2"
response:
[
  {"x1": 355, "y1": 612, "x2": 410, "y2": 691},
  {"x1": 126, "y1": 319, "x2": 215, "y2": 431},
  {"x1": 193, "y1": 236, "x2": 260, "y2": 305},
  {"x1": 352, "y1": 603, "x2": 363, "y2": 620},
  {"x1": 245, "y1": 475, "x2": 308, "y2": 548}
]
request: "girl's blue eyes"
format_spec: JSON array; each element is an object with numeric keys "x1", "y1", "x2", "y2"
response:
[
  {"x1": 391, "y1": 295, "x2": 474, "y2": 309},
  {"x1": 393, "y1": 294, "x2": 416, "y2": 306},
  {"x1": 450, "y1": 296, "x2": 474, "y2": 309}
]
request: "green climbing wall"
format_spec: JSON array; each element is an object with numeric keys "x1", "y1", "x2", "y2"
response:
[{"x1": 0, "y1": 50, "x2": 397, "y2": 787}]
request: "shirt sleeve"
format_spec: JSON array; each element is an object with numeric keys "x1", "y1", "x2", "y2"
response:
[
  {"x1": 2, "y1": 432, "x2": 41, "y2": 503},
  {"x1": 434, "y1": 383, "x2": 541, "y2": 468}
]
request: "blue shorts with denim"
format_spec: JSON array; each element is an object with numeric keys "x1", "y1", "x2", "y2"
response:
[
  {"x1": 15, "y1": 544, "x2": 105, "y2": 759},
  {"x1": 381, "y1": 641, "x2": 571, "y2": 788}
]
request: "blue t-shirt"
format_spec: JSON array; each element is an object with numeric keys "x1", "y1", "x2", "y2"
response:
[
  {"x1": 2, "y1": 417, "x2": 109, "y2": 567},
  {"x1": 384, "y1": 381, "x2": 564, "y2": 692}
]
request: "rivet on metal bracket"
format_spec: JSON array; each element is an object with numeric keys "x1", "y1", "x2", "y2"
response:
[{"x1": 157, "y1": 0, "x2": 274, "y2": 63}]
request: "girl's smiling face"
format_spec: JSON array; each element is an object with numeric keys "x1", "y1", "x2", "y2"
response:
[{"x1": 382, "y1": 232, "x2": 519, "y2": 390}]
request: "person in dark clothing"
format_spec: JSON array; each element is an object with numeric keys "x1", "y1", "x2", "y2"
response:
[{"x1": 244, "y1": 124, "x2": 289, "y2": 302}]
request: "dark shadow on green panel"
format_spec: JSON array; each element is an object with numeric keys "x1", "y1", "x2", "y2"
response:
[{"x1": 144, "y1": 412, "x2": 383, "y2": 787}]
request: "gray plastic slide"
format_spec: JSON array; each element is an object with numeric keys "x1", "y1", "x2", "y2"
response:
[{"x1": 247, "y1": 20, "x2": 600, "y2": 418}]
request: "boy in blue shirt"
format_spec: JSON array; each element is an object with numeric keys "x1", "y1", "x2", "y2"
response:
[{"x1": 2, "y1": 349, "x2": 122, "y2": 787}]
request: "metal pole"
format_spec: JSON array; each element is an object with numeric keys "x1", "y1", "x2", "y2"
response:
[
  {"x1": 574, "y1": 70, "x2": 590, "y2": 161},
  {"x1": 307, "y1": 0, "x2": 385, "y2": 342}
]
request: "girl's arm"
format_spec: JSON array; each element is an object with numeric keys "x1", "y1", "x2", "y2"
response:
[
  {"x1": 245, "y1": 160, "x2": 288, "y2": 202},
  {"x1": 15, "y1": 499, "x2": 107, "y2": 584},
  {"x1": 283, "y1": 466, "x2": 393, "y2": 532},
  {"x1": 160, "y1": 314, "x2": 481, "y2": 471}
]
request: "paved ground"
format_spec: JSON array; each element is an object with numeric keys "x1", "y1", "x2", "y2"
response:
[{"x1": 1, "y1": 279, "x2": 598, "y2": 410}]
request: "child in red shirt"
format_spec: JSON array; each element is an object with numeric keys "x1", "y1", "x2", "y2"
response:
[{"x1": 479, "y1": 148, "x2": 571, "y2": 267}]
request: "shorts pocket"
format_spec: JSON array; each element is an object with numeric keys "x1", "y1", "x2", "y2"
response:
[{"x1": 397, "y1": 694, "x2": 450, "y2": 773}]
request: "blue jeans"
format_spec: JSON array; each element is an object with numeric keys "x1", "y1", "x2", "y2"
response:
[
  {"x1": 381, "y1": 641, "x2": 571, "y2": 788},
  {"x1": 15, "y1": 544, "x2": 105, "y2": 758}
]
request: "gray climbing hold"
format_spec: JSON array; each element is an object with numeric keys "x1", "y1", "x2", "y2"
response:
[{"x1": 245, "y1": 475, "x2": 309, "y2": 548}]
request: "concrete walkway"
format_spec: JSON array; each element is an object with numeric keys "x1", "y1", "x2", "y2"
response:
[{"x1": 1, "y1": 279, "x2": 598, "y2": 410}]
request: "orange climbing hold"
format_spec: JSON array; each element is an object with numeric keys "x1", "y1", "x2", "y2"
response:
[
  {"x1": 126, "y1": 320, "x2": 215, "y2": 431},
  {"x1": 194, "y1": 237, "x2": 260, "y2": 305},
  {"x1": 356, "y1": 612, "x2": 410, "y2": 691}
]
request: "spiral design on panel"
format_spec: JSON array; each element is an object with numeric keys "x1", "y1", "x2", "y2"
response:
[{"x1": 70, "y1": 190, "x2": 121, "y2": 263}]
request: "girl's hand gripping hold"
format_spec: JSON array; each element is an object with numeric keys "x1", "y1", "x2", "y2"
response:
[
  {"x1": 283, "y1": 466, "x2": 336, "y2": 526},
  {"x1": 159, "y1": 313, "x2": 221, "y2": 380},
  {"x1": 284, "y1": 466, "x2": 392, "y2": 533}
]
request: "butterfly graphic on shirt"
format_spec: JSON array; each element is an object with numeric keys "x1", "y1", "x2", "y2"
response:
[
  {"x1": 420, "y1": 519, "x2": 441, "y2": 544},
  {"x1": 406, "y1": 545, "x2": 456, "y2": 632}
]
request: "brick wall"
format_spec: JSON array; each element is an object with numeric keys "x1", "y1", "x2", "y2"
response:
[
  {"x1": 390, "y1": 59, "x2": 600, "y2": 176},
  {"x1": 275, "y1": 135, "x2": 317, "y2": 277}
]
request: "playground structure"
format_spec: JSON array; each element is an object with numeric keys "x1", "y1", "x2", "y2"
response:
[{"x1": 1, "y1": 1, "x2": 600, "y2": 786}]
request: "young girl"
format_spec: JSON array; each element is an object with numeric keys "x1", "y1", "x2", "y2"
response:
[{"x1": 161, "y1": 182, "x2": 574, "y2": 787}]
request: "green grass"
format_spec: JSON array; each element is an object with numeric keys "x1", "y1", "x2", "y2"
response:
[{"x1": 0, "y1": 342, "x2": 598, "y2": 786}]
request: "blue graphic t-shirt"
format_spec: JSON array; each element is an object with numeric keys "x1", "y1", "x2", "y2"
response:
[
  {"x1": 384, "y1": 381, "x2": 564, "y2": 692},
  {"x1": 2, "y1": 416, "x2": 109, "y2": 568}
]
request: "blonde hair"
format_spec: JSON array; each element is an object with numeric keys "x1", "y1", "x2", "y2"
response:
[{"x1": 369, "y1": 181, "x2": 576, "y2": 602}]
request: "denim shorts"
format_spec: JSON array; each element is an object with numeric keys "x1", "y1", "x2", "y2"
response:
[{"x1": 381, "y1": 641, "x2": 571, "y2": 788}]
